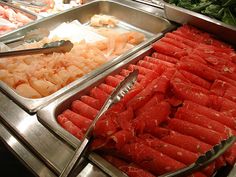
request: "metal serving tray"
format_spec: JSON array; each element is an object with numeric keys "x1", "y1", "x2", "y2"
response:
[
  {"x1": 37, "y1": 45, "x2": 234, "y2": 177},
  {"x1": 37, "y1": 45, "x2": 154, "y2": 176},
  {"x1": 163, "y1": 0, "x2": 236, "y2": 45},
  {"x1": 0, "y1": 0, "x2": 173, "y2": 113},
  {"x1": 0, "y1": 1, "x2": 38, "y2": 35}
]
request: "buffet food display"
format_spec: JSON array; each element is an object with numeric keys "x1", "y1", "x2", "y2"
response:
[
  {"x1": 0, "y1": 0, "x2": 171, "y2": 112},
  {"x1": 0, "y1": 0, "x2": 236, "y2": 177},
  {"x1": 0, "y1": 1, "x2": 36, "y2": 35},
  {"x1": 39, "y1": 24, "x2": 236, "y2": 177},
  {"x1": 0, "y1": 16, "x2": 145, "y2": 99}
]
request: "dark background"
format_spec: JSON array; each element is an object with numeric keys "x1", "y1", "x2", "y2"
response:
[{"x1": 0, "y1": 140, "x2": 35, "y2": 177}]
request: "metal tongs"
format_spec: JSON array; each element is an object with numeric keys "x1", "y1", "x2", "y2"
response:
[
  {"x1": 0, "y1": 40, "x2": 73, "y2": 58},
  {"x1": 160, "y1": 136, "x2": 236, "y2": 177},
  {"x1": 60, "y1": 70, "x2": 139, "y2": 177}
]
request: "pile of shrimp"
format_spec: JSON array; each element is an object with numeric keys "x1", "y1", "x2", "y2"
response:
[{"x1": 0, "y1": 29, "x2": 145, "y2": 99}]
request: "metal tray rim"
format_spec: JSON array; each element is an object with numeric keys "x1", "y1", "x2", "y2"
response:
[
  {"x1": 37, "y1": 45, "x2": 155, "y2": 148},
  {"x1": 0, "y1": 0, "x2": 173, "y2": 113},
  {"x1": 163, "y1": 1, "x2": 236, "y2": 31}
]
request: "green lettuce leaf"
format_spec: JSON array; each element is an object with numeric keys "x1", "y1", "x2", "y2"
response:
[{"x1": 222, "y1": 7, "x2": 236, "y2": 26}]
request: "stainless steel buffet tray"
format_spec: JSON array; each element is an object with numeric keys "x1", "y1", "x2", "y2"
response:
[
  {"x1": 0, "y1": 1, "x2": 37, "y2": 19},
  {"x1": 37, "y1": 44, "x2": 235, "y2": 177},
  {"x1": 163, "y1": 0, "x2": 236, "y2": 45},
  {"x1": 37, "y1": 45, "x2": 153, "y2": 147},
  {"x1": 0, "y1": 1, "x2": 38, "y2": 34},
  {"x1": 37, "y1": 46, "x2": 154, "y2": 176},
  {"x1": 0, "y1": 0, "x2": 173, "y2": 113}
]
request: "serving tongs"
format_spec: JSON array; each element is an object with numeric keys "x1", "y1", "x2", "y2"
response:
[
  {"x1": 60, "y1": 70, "x2": 138, "y2": 177},
  {"x1": 160, "y1": 136, "x2": 236, "y2": 177},
  {"x1": 0, "y1": 40, "x2": 73, "y2": 58}
]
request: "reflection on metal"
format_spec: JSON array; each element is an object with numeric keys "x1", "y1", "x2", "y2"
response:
[
  {"x1": 17, "y1": 117, "x2": 35, "y2": 134},
  {"x1": 0, "y1": 0, "x2": 171, "y2": 113},
  {"x1": 0, "y1": 123, "x2": 56, "y2": 177}
]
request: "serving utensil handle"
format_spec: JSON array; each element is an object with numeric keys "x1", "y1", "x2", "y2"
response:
[{"x1": 60, "y1": 70, "x2": 138, "y2": 177}]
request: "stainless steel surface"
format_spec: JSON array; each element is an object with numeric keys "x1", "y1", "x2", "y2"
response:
[
  {"x1": 0, "y1": 123, "x2": 56, "y2": 177},
  {"x1": 160, "y1": 136, "x2": 236, "y2": 177},
  {"x1": 133, "y1": 0, "x2": 164, "y2": 9},
  {"x1": 0, "y1": 91, "x2": 75, "y2": 175},
  {"x1": 163, "y1": 0, "x2": 236, "y2": 45},
  {"x1": 0, "y1": 0, "x2": 172, "y2": 113},
  {"x1": 60, "y1": 70, "x2": 138, "y2": 177},
  {"x1": 0, "y1": 40, "x2": 73, "y2": 58},
  {"x1": 0, "y1": 1, "x2": 38, "y2": 21},
  {"x1": 228, "y1": 164, "x2": 236, "y2": 177},
  {"x1": 3, "y1": 28, "x2": 50, "y2": 44}
]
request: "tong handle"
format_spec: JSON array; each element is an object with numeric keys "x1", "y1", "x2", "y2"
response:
[
  {"x1": 0, "y1": 40, "x2": 73, "y2": 58},
  {"x1": 60, "y1": 103, "x2": 111, "y2": 177},
  {"x1": 60, "y1": 70, "x2": 138, "y2": 177}
]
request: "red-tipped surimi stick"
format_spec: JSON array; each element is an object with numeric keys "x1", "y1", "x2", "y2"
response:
[
  {"x1": 119, "y1": 142, "x2": 185, "y2": 176},
  {"x1": 62, "y1": 109, "x2": 92, "y2": 132},
  {"x1": 80, "y1": 95, "x2": 102, "y2": 110},
  {"x1": 57, "y1": 115, "x2": 84, "y2": 140},
  {"x1": 151, "y1": 52, "x2": 178, "y2": 64},
  {"x1": 71, "y1": 100, "x2": 98, "y2": 120}
]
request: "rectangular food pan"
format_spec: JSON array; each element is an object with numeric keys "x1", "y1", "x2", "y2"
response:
[
  {"x1": 37, "y1": 44, "x2": 234, "y2": 177},
  {"x1": 0, "y1": 0, "x2": 173, "y2": 113},
  {"x1": 37, "y1": 46, "x2": 154, "y2": 177},
  {"x1": 0, "y1": 1, "x2": 38, "y2": 35},
  {"x1": 163, "y1": 0, "x2": 236, "y2": 45},
  {"x1": 37, "y1": 45, "x2": 153, "y2": 147}
]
